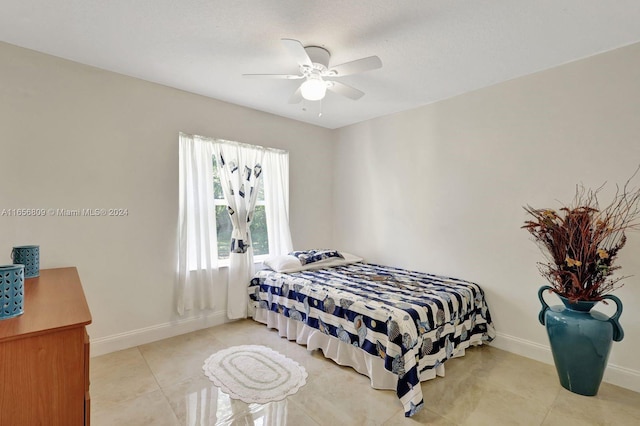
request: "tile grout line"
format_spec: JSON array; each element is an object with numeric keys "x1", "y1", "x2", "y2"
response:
[
  {"x1": 538, "y1": 386, "x2": 562, "y2": 425},
  {"x1": 136, "y1": 345, "x2": 182, "y2": 424},
  {"x1": 380, "y1": 407, "x2": 406, "y2": 425},
  {"x1": 285, "y1": 395, "x2": 323, "y2": 426}
]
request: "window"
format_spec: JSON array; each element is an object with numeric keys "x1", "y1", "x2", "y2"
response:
[
  {"x1": 178, "y1": 133, "x2": 292, "y2": 278},
  {"x1": 178, "y1": 133, "x2": 293, "y2": 314},
  {"x1": 212, "y1": 159, "x2": 269, "y2": 261}
]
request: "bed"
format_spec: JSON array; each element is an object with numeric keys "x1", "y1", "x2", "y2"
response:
[{"x1": 248, "y1": 251, "x2": 496, "y2": 417}]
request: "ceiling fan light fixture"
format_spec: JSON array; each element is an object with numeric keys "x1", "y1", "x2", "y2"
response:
[{"x1": 300, "y1": 76, "x2": 327, "y2": 101}]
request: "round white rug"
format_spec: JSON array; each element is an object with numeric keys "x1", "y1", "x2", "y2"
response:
[{"x1": 203, "y1": 344, "x2": 308, "y2": 404}]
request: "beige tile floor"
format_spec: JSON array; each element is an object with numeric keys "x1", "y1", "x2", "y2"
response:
[{"x1": 90, "y1": 319, "x2": 640, "y2": 425}]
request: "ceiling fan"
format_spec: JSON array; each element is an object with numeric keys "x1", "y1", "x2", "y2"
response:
[{"x1": 243, "y1": 39, "x2": 382, "y2": 103}]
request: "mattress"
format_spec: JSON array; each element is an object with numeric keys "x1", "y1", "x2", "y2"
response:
[{"x1": 248, "y1": 262, "x2": 496, "y2": 417}]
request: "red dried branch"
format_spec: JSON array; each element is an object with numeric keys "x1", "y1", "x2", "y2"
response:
[{"x1": 523, "y1": 167, "x2": 640, "y2": 301}]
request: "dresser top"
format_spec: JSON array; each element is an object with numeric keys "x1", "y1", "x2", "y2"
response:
[{"x1": 0, "y1": 267, "x2": 92, "y2": 342}]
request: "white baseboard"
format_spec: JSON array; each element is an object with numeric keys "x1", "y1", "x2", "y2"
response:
[
  {"x1": 90, "y1": 310, "x2": 229, "y2": 357},
  {"x1": 490, "y1": 331, "x2": 640, "y2": 393}
]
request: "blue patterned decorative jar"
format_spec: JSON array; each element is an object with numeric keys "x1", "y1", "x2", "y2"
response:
[
  {"x1": 0, "y1": 264, "x2": 25, "y2": 320},
  {"x1": 538, "y1": 285, "x2": 623, "y2": 396},
  {"x1": 11, "y1": 245, "x2": 39, "y2": 278}
]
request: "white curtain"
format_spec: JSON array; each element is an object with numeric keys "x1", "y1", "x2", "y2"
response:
[
  {"x1": 177, "y1": 134, "x2": 292, "y2": 318},
  {"x1": 213, "y1": 141, "x2": 265, "y2": 319},
  {"x1": 177, "y1": 133, "x2": 218, "y2": 315},
  {"x1": 263, "y1": 150, "x2": 293, "y2": 256}
]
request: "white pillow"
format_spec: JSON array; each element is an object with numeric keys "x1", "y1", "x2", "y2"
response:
[{"x1": 263, "y1": 252, "x2": 363, "y2": 273}]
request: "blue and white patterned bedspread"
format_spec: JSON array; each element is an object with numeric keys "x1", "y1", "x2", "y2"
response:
[{"x1": 248, "y1": 262, "x2": 496, "y2": 417}]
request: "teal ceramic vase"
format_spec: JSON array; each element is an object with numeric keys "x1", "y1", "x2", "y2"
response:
[{"x1": 538, "y1": 286, "x2": 624, "y2": 396}]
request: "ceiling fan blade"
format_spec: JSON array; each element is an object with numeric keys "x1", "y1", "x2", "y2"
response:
[
  {"x1": 330, "y1": 56, "x2": 382, "y2": 76},
  {"x1": 242, "y1": 74, "x2": 303, "y2": 79},
  {"x1": 281, "y1": 38, "x2": 313, "y2": 67},
  {"x1": 327, "y1": 81, "x2": 364, "y2": 100},
  {"x1": 288, "y1": 85, "x2": 303, "y2": 104}
]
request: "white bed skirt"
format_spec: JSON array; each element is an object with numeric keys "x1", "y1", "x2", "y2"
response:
[{"x1": 252, "y1": 307, "x2": 451, "y2": 391}]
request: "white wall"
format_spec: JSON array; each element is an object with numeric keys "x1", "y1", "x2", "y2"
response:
[
  {"x1": 334, "y1": 42, "x2": 640, "y2": 391},
  {"x1": 0, "y1": 41, "x2": 335, "y2": 354}
]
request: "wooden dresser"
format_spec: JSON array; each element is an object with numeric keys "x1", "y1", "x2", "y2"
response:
[{"x1": 0, "y1": 267, "x2": 92, "y2": 426}]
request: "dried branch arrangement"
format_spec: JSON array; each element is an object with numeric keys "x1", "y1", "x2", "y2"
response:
[{"x1": 523, "y1": 168, "x2": 640, "y2": 301}]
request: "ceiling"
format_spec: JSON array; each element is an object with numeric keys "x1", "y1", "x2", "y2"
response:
[{"x1": 2, "y1": 1, "x2": 640, "y2": 129}]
